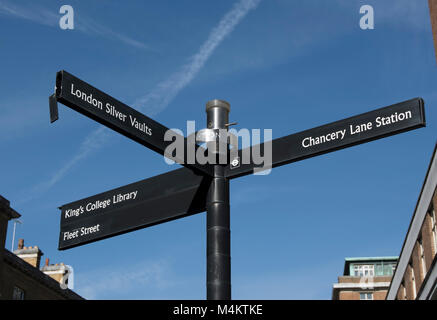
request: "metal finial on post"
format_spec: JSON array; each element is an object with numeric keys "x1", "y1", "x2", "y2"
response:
[
  {"x1": 205, "y1": 99, "x2": 231, "y2": 300},
  {"x1": 206, "y1": 99, "x2": 230, "y2": 129}
]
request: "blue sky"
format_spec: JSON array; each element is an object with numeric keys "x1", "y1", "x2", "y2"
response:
[{"x1": 0, "y1": 0, "x2": 436, "y2": 299}]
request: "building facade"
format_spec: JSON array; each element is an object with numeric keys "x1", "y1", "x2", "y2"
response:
[
  {"x1": 429, "y1": 0, "x2": 437, "y2": 62},
  {"x1": 386, "y1": 143, "x2": 437, "y2": 300},
  {"x1": 332, "y1": 257, "x2": 398, "y2": 300},
  {"x1": 0, "y1": 195, "x2": 82, "y2": 300}
]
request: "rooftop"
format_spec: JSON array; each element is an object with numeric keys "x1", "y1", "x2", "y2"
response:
[
  {"x1": 343, "y1": 256, "x2": 398, "y2": 276},
  {"x1": 344, "y1": 256, "x2": 398, "y2": 262},
  {"x1": 3, "y1": 249, "x2": 82, "y2": 300},
  {"x1": 0, "y1": 195, "x2": 20, "y2": 220}
]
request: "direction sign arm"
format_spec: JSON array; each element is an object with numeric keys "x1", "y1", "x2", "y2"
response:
[
  {"x1": 50, "y1": 70, "x2": 213, "y2": 176},
  {"x1": 58, "y1": 167, "x2": 211, "y2": 250},
  {"x1": 225, "y1": 98, "x2": 426, "y2": 179}
]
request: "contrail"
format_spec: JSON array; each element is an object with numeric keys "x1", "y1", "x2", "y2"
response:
[
  {"x1": 133, "y1": 0, "x2": 262, "y2": 114},
  {"x1": 20, "y1": 0, "x2": 262, "y2": 204},
  {"x1": 0, "y1": 1, "x2": 57, "y2": 27},
  {"x1": 0, "y1": 1, "x2": 150, "y2": 50}
]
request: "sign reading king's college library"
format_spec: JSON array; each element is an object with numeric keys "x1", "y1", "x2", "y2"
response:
[{"x1": 58, "y1": 168, "x2": 209, "y2": 250}]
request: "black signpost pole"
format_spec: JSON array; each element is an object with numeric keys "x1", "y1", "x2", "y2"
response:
[{"x1": 205, "y1": 100, "x2": 231, "y2": 300}]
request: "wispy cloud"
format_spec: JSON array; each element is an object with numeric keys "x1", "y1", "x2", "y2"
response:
[
  {"x1": 75, "y1": 258, "x2": 172, "y2": 299},
  {"x1": 75, "y1": 254, "x2": 336, "y2": 299},
  {"x1": 0, "y1": 1, "x2": 57, "y2": 27},
  {"x1": 74, "y1": 15, "x2": 151, "y2": 50},
  {"x1": 21, "y1": 0, "x2": 261, "y2": 203},
  {"x1": 0, "y1": 1, "x2": 150, "y2": 50},
  {"x1": 335, "y1": 0, "x2": 430, "y2": 31},
  {"x1": 133, "y1": 0, "x2": 262, "y2": 115}
]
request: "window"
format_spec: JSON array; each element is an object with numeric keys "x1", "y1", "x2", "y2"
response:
[
  {"x1": 419, "y1": 237, "x2": 426, "y2": 278},
  {"x1": 12, "y1": 286, "x2": 25, "y2": 300},
  {"x1": 410, "y1": 262, "x2": 417, "y2": 299},
  {"x1": 381, "y1": 262, "x2": 396, "y2": 276},
  {"x1": 353, "y1": 264, "x2": 375, "y2": 277},
  {"x1": 360, "y1": 292, "x2": 373, "y2": 300},
  {"x1": 431, "y1": 208, "x2": 437, "y2": 254},
  {"x1": 402, "y1": 281, "x2": 407, "y2": 300}
]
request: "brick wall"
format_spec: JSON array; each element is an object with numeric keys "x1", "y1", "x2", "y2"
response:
[
  {"x1": 411, "y1": 242, "x2": 423, "y2": 287},
  {"x1": 2, "y1": 262, "x2": 69, "y2": 300},
  {"x1": 404, "y1": 263, "x2": 416, "y2": 300},
  {"x1": 338, "y1": 289, "x2": 387, "y2": 300},
  {"x1": 396, "y1": 283, "x2": 406, "y2": 300},
  {"x1": 0, "y1": 212, "x2": 7, "y2": 298},
  {"x1": 338, "y1": 276, "x2": 392, "y2": 283},
  {"x1": 422, "y1": 213, "x2": 435, "y2": 270}
]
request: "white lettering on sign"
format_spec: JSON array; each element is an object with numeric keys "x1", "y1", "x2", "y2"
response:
[
  {"x1": 375, "y1": 111, "x2": 412, "y2": 127},
  {"x1": 64, "y1": 190, "x2": 139, "y2": 219},
  {"x1": 302, "y1": 110, "x2": 413, "y2": 149},
  {"x1": 85, "y1": 199, "x2": 111, "y2": 212},
  {"x1": 64, "y1": 206, "x2": 84, "y2": 219},
  {"x1": 350, "y1": 121, "x2": 373, "y2": 135},
  {"x1": 80, "y1": 224, "x2": 100, "y2": 236},
  {"x1": 129, "y1": 115, "x2": 152, "y2": 136},
  {"x1": 62, "y1": 224, "x2": 100, "y2": 241},
  {"x1": 69, "y1": 83, "x2": 152, "y2": 136},
  {"x1": 113, "y1": 190, "x2": 138, "y2": 204},
  {"x1": 302, "y1": 129, "x2": 346, "y2": 148},
  {"x1": 71, "y1": 83, "x2": 103, "y2": 110},
  {"x1": 63, "y1": 229, "x2": 79, "y2": 241},
  {"x1": 106, "y1": 103, "x2": 127, "y2": 121}
]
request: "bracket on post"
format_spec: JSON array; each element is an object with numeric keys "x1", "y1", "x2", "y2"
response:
[{"x1": 49, "y1": 94, "x2": 59, "y2": 123}]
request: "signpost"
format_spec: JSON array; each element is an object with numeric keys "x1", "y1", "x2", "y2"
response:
[{"x1": 50, "y1": 70, "x2": 426, "y2": 300}]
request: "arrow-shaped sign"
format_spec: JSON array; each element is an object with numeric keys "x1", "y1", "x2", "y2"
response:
[
  {"x1": 50, "y1": 70, "x2": 213, "y2": 176},
  {"x1": 58, "y1": 167, "x2": 210, "y2": 250},
  {"x1": 226, "y1": 98, "x2": 426, "y2": 179}
]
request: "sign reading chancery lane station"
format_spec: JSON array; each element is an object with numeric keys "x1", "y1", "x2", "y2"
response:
[
  {"x1": 226, "y1": 98, "x2": 426, "y2": 178},
  {"x1": 59, "y1": 168, "x2": 210, "y2": 250}
]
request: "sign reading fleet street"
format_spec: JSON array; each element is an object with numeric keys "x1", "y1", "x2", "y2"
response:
[
  {"x1": 226, "y1": 98, "x2": 426, "y2": 179},
  {"x1": 58, "y1": 168, "x2": 210, "y2": 250},
  {"x1": 53, "y1": 70, "x2": 212, "y2": 176}
]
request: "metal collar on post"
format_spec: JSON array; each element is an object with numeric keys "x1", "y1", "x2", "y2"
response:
[{"x1": 206, "y1": 100, "x2": 230, "y2": 129}]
